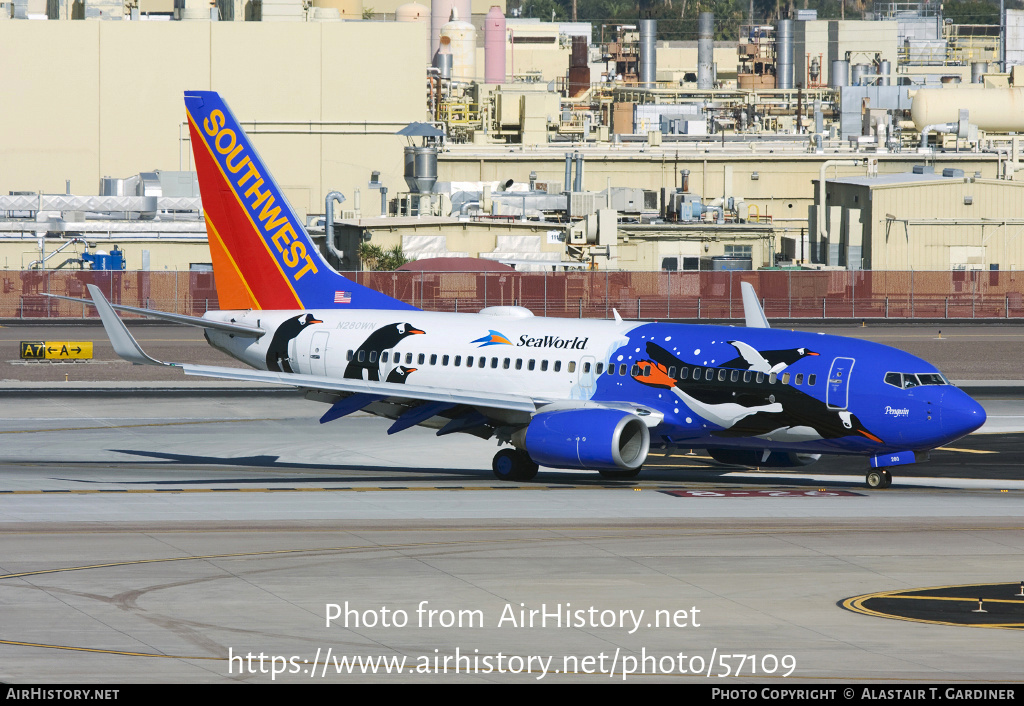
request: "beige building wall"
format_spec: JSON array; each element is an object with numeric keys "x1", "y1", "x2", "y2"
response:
[{"x1": 0, "y1": 20, "x2": 427, "y2": 219}]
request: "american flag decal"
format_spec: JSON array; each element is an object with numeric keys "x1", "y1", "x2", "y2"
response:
[{"x1": 334, "y1": 291, "x2": 351, "y2": 304}]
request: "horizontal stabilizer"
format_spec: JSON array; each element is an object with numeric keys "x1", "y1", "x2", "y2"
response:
[{"x1": 45, "y1": 292, "x2": 265, "y2": 337}]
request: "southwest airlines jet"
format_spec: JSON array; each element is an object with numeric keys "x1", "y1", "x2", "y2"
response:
[{"x1": 79, "y1": 91, "x2": 987, "y2": 489}]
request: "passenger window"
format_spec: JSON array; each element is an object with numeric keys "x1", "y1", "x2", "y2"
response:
[
  {"x1": 619, "y1": 364, "x2": 627, "y2": 376},
  {"x1": 596, "y1": 363, "x2": 604, "y2": 375},
  {"x1": 705, "y1": 369, "x2": 714, "y2": 381},
  {"x1": 466, "y1": 356, "x2": 473, "y2": 367},
  {"x1": 479, "y1": 357, "x2": 486, "y2": 368},
  {"x1": 582, "y1": 362, "x2": 591, "y2": 373},
  {"x1": 606, "y1": 364, "x2": 614, "y2": 376},
  {"x1": 406, "y1": 353, "x2": 413, "y2": 365},
  {"x1": 568, "y1": 361, "x2": 577, "y2": 373},
  {"x1": 441, "y1": 355, "x2": 449, "y2": 366},
  {"x1": 491, "y1": 358, "x2": 498, "y2": 369},
  {"x1": 382, "y1": 352, "x2": 389, "y2": 363},
  {"x1": 769, "y1": 372, "x2": 777, "y2": 384},
  {"x1": 430, "y1": 354, "x2": 437, "y2": 365},
  {"x1": 503, "y1": 358, "x2": 510, "y2": 369},
  {"x1": 808, "y1": 374, "x2": 816, "y2": 386},
  {"x1": 454, "y1": 355, "x2": 461, "y2": 366},
  {"x1": 730, "y1": 370, "x2": 739, "y2": 382},
  {"x1": 369, "y1": 351, "x2": 378, "y2": 363},
  {"x1": 418, "y1": 353, "x2": 425, "y2": 365},
  {"x1": 554, "y1": 361, "x2": 562, "y2": 372},
  {"x1": 756, "y1": 372, "x2": 764, "y2": 383},
  {"x1": 631, "y1": 364, "x2": 640, "y2": 376},
  {"x1": 541, "y1": 360, "x2": 549, "y2": 371},
  {"x1": 795, "y1": 373, "x2": 803, "y2": 385},
  {"x1": 668, "y1": 366, "x2": 676, "y2": 378},
  {"x1": 347, "y1": 350, "x2": 353, "y2": 361},
  {"x1": 743, "y1": 371, "x2": 752, "y2": 383},
  {"x1": 358, "y1": 351, "x2": 366, "y2": 362},
  {"x1": 717, "y1": 369, "x2": 727, "y2": 382},
  {"x1": 528, "y1": 359, "x2": 536, "y2": 371},
  {"x1": 515, "y1": 359, "x2": 523, "y2": 370},
  {"x1": 680, "y1": 367, "x2": 689, "y2": 380},
  {"x1": 782, "y1": 373, "x2": 790, "y2": 384}
]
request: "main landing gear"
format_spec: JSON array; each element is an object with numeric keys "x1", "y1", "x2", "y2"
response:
[
  {"x1": 865, "y1": 469, "x2": 892, "y2": 489},
  {"x1": 492, "y1": 448, "x2": 539, "y2": 481}
]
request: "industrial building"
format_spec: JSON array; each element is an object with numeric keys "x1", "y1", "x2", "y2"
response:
[{"x1": 3, "y1": 1, "x2": 1024, "y2": 289}]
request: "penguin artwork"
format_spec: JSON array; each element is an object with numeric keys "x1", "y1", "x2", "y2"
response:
[
  {"x1": 634, "y1": 342, "x2": 882, "y2": 446},
  {"x1": 344, "y1": 322, "x2": 425, "y2": 381},
  {"x1": 720, "y1": 340, "x2": 820, "y2": 374},
  {"x1": 385, "y1": 365, "x2": 418, "y2": 384},
  {"x1": 266, "y1": 313, "x2": 323, "y2": 373}
]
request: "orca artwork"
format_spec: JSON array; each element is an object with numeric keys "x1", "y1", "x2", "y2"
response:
[{"x1": 73, "y1": 90, "x2": 987, "y2": 491}]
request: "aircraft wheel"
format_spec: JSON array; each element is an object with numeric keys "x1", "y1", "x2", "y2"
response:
[
  {"x1": 881, "y1": 470, "x2": 892, "y2": 489},
  {"x1": 492, "y1": 449, "x2": 537, "y2": 482},
  {"x1": 866, "y1": 470, "x2": 886, "y2": 489},
  {"x1": 598, "y1": 466, "x2": 642, "y2": 480}
]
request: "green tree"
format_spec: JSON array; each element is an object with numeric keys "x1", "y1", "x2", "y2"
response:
[{"x1": 359, "y1": 243, "x2": 410, "y2": 271}]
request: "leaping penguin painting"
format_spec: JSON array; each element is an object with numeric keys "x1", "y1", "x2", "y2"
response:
[
  {"x1": 720, "y1": 340, "x2": 819, "y2": 374},
  {"x1": 266, "y1": 313, "x2": 323, "y2": 372},
  {"x1": 344, "y1": 322, "x2": 425, "y2": 381}
]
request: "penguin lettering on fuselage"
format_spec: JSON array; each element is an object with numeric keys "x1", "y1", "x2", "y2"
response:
[
  {"x1": 344, "y1": 322, "x2": 425, "y2": 381},
  {"x1": 266, "y1": 313, "x2": 323, "y2": 373}
]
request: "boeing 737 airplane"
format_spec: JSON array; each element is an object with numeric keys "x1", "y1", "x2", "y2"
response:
[{"x1": 76, "y1": 91, "x2": 987, "y2": 489}]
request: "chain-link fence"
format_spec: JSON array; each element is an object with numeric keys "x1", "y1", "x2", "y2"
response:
[{"x1": 5, "y1": 269, "x2": 1023, "y2": 320}]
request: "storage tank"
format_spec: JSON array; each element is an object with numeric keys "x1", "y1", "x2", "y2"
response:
[
  {"x1": 440, "y1": 9, "x2": 476, "y2": 81},
  {"x1": 911, "y1": 87, "x2": 1024, "y2": 132},
  {"x1": 851, "y1": 63, "x2": 869, "y2": 86},
  {"x1": 484, "y1": 5, "x2": 506, "y2": 84},
  {"x1": 971, "y1": 61, "x2": 988, "y2": 83},
  {"x1": 395, "y1": 1, "x2": 426, "y2": 21},
  {"x1": 776, "y1": 19, "x2": 794, "y2": 89},
  {"x1": 431, "y1": 0, "x2": 471, "y2": 62},
  {"x1": 830, "y1": 59, "x2": 849, "y2": 88},
  {"x1": 640, "y1": 19, "x2": 657, "y2": 89}
]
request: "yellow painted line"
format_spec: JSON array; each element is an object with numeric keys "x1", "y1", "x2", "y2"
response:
[
  {"x1": 884, "y1": 595, "x2": 1024, "y2": 605},
  {"x1": 843, "y1": 582, "x2": 1024, "y2": 630},
  {"x1": 0, "y1": 418, "x2": 277, "y2": 435},
  {"x1": 936, "y1": 446, "x2": 998, "y2": 454}
]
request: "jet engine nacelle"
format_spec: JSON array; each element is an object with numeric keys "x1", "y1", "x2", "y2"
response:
[
  {"x1": 520, "y1": 409, "x2": 650, "y2": 471},
  {"x1": 706, "y1": 448, "x2": 821, "y2": 468}
]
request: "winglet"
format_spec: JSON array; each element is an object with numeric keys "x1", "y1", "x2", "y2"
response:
[
  {"x1": 741, "y1": 282, "x2": 770, "y2": 329},
  {"x1": 87, "y1": 285, "x2": 167, "y2": 367}
]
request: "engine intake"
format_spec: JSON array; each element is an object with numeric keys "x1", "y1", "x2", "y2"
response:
[{"x1": 520, "y1": 409, "x2": 650, "y2": 471}]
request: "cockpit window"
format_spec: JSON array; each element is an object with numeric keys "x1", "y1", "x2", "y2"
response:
[{"x1": 885, "y1": 371, "x2": 949, "y2": 389}]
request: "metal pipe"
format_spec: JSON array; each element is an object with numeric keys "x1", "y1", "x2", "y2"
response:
[
  {"x1": 325, "y1": 191, "x2": 346, "y2": 264},
  {"x1": 920, "y1": 122, "x2": 958, "y2": 148},
  {"x1": 573, "y1": 152, "x2": 583, "y2": 192},
  {"x1": 564, "y1": 153, "x2": 572, "y2": 192},
  {"x1": 698, "y1": 13, "x2": 714, "y2": 90},
  {"x1": 640, "y1": 19, "x2": 657, "y2": 89}
]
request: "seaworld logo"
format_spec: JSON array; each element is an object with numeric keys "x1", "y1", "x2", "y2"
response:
[{"x1": 472, "y1": 330, "x2": 513, "y2": 347}]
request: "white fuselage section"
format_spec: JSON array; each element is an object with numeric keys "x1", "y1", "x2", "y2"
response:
[{"x1": 203, "y1": 308, "x2": 641, "y2": 404}]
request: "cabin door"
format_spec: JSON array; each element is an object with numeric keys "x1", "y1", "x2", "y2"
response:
[{"x1": 826, "y1": 357, "x2": 855, "y2": 410}]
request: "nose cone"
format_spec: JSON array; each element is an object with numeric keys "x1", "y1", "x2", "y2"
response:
[{"x1": 940, "y1": 388, "x2": 987, "y2": 443}]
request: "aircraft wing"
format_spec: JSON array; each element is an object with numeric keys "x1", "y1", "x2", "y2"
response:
[{"x1": 86, "y1": 285, "x2": 539, "y2": 413}]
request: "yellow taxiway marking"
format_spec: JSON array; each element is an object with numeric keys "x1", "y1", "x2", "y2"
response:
[
  {"x1": 0, "y1": 418, "x2": 276, "y2": 435},
  {"x1": 843, "y1": 582, "x2": 1024, "y2": 630},
  {"x1": 935, "y1": 446, "x2": 998, "y2": 454}
]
